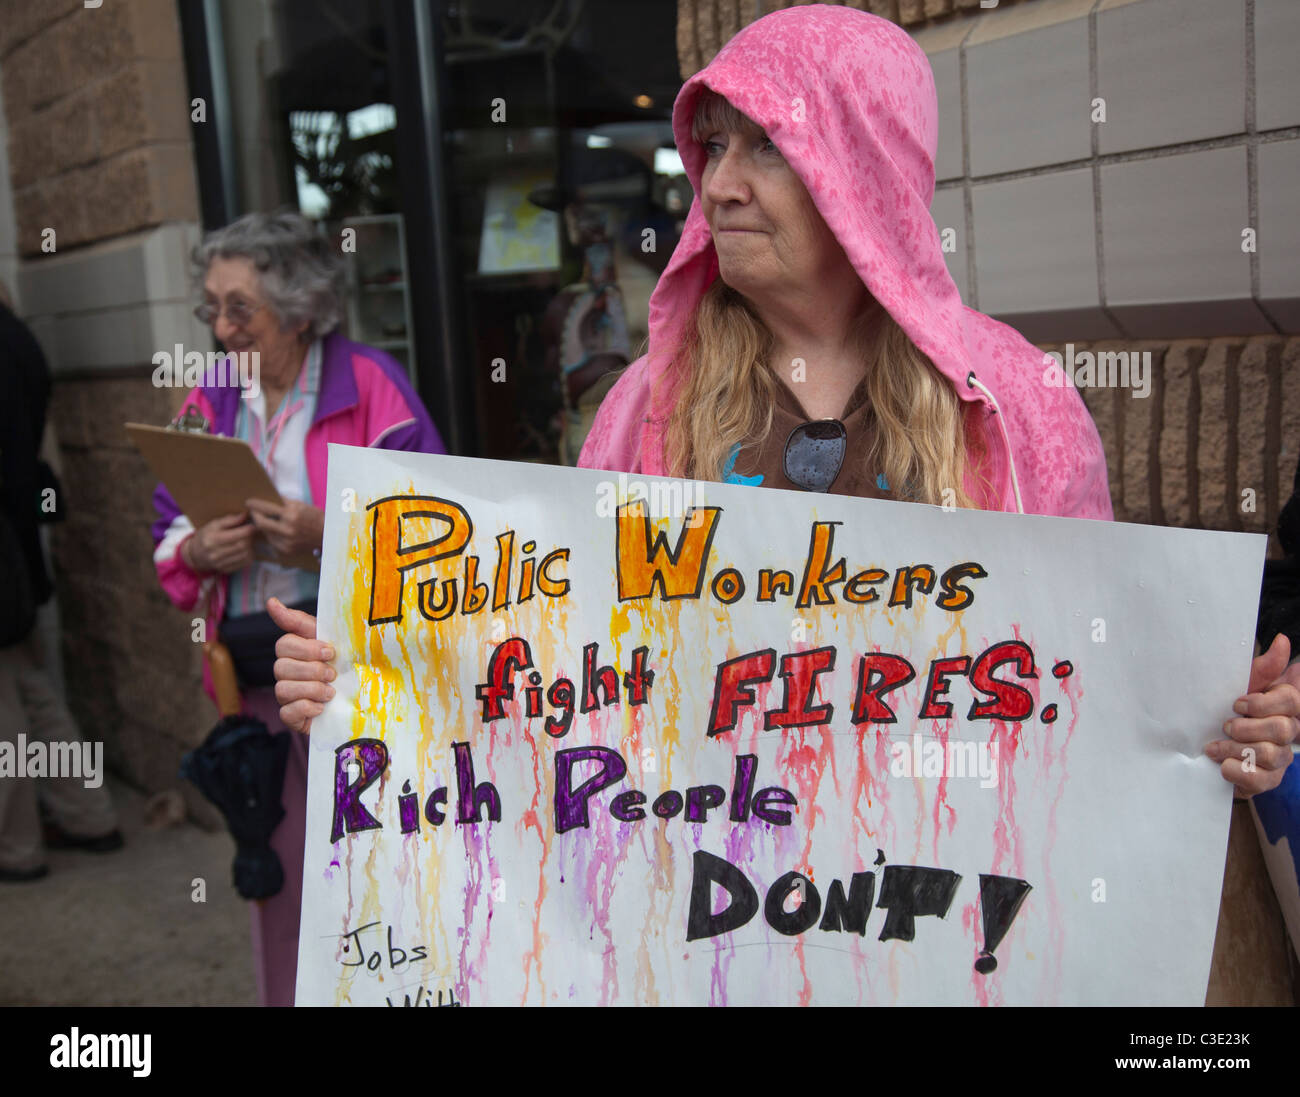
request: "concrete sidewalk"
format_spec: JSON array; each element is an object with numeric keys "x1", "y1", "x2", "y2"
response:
[{"x1": 0, "y1": 774, "x2": 257, "y2": 1006}]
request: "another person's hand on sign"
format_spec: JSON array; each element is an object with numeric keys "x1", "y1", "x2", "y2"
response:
[
  {"x1": 246, "y1": 497, "x2": 325, "y2": 562},
  {"x1": 182, "y1": 511, "x2": 256, "y2": 574},
  {"x1": 1205, "y1": 633, "x2": 1299, "y2": 797},
  {"x1": 268, "y1": 596, "x2": 334, "y2": 734}
]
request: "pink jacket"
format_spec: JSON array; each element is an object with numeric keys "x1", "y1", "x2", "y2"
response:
[
  {"x1": 579, "y1": 5, "x2": 1112, "y2": 521},
  {"x1": 151, "y1": 332, "x2": 445, "y2": 704}
]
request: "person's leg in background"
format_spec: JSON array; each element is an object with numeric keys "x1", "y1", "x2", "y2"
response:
[
  {"x1": 0, "y1": 642, "x2": 48, "y2": 879},
  {"x1": 33, "y1": 530, "x2": 66, "y2": 696},
  {"x1": 242, "y1": 686, "x2": 309, "y2": 1007},
  {"x1": 15, "y1": 629, "x2": 119, "y2": 845}
]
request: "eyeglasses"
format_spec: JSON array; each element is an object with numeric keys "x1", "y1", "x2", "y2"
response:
[
  {"x1": 194, "y1": 299, "x2": 265, "y2": 328},
  {"x1": 783, "y1": 418, "x2": 846, "y2": 492}
]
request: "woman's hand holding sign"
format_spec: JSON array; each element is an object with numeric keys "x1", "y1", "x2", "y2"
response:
[
  {"x1": 268, "y1": 598, "x2": 334, "y2": 734},
  {"x1": 1205, "y1": 633, "x2": 1300, "y2": 796}
]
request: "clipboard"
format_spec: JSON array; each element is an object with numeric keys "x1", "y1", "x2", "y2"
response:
[{"x1": 127, "y1": 421, "x2": 320, "y2": 573}]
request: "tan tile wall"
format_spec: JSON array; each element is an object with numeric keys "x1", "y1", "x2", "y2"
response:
[{"x1": 677, "y1": 0, "x2": 1035, "y2": 77}]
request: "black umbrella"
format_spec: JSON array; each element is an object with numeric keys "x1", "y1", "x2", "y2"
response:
[{"x1": 179, "y1": 640, "x2": 290, "y2": 900}]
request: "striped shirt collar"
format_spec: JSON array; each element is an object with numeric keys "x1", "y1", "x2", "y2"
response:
[
  {"x1": 299, "y1": 338, "x2": 322, "y2": 398},
  {"x1": 248, "y1": 339, "x2": 322, "y2": 421}
]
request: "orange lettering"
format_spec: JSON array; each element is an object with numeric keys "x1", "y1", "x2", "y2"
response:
[
  {"x1": 616, "y1": 500, "x2": 721, "y2": 601},
  {"x1": 368, "y1": 495, "x2": 473, "y2": 624}
]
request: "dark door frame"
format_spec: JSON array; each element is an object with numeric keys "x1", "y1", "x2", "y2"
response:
[{"x1": 384, "y1": 0, "x2": 475, "y2": 456}]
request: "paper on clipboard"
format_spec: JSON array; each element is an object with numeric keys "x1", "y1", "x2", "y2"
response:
[{"x1": 126, "y1": 422, "x2": 319, "y2": 573}]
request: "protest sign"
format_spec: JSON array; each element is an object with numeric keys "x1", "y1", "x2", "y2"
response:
[{"x1": 295, "y1": 445, "x2": 1265, "y2": 1006}]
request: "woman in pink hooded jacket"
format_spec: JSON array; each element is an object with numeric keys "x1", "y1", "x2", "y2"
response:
[
  {"x1": 579, "y1": 9, "x2": 1109, "y2": 520},
  {"x1": 273, "y1": 9, "x2": 1295, "y2": 816}
]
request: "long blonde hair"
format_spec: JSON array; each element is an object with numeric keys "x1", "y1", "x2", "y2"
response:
[{"x1": 665, "y1": 93, "x2": 985, "y2": 508}]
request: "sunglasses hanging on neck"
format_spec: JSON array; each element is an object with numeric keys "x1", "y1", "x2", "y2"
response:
[{"x1": 783, "y1": 418, "x2": 847, "y2": 492}]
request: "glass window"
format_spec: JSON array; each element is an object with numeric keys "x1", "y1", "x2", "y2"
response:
[{"x1": 439, "y1": 0, "x2": 684, "y2": 463}]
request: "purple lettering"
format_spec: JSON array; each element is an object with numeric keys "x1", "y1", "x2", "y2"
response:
[
  {"x1": 453, "y1": 741, "x2": 501, "y2": 824},
  {"x1": 330, "y1": 739, "x2": 389, "y2": 843},
  {"x1": 554, "y1": 747, "x2": 627, "y2": 833}
]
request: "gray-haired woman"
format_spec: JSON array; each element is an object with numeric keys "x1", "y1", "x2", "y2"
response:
[{"x1": 150, "y1": 210, "x2": 444, "y2": 1006}]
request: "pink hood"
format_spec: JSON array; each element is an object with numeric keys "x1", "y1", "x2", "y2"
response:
[{"x1": 579, "y1": 4, "x2": 1112, "y2": 520}]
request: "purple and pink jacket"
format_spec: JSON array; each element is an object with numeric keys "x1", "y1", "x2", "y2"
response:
[
  {"x1": 578, "y1": 6, "x2": 1112, "y2": 521},
  {"x1": 151, "y1": 332, "x2": 445, "y2": 701}
]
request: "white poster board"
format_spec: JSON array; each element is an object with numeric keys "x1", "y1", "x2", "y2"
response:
[{"x1": 295, "y1": 446, "x2": 1265, "y2": 1006}]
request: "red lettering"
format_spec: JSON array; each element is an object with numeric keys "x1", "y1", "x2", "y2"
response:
[
  {"x1": 850, "y1": 653, "x2": 917, "y2": 724},
  {"x1": 968, "y1": 641, "x2": 1037, "y2": 720},
  {"x1": 919, "y1": 656, "x2": 971, "y2": 720},
  {"x1": 764, "y1": 646, "x2": 837, "y2": 730},
  {"x1": 707, "y1": 649, "x2": 776, "y2": 738}
]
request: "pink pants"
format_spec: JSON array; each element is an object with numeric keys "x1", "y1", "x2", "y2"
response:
[{"x1": 241, "y1": 688, "x2": 309, "y2": 1007}]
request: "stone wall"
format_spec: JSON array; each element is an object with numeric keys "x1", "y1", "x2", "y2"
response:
[
  {"x1": 1044, "y1": 337, "x2": 1300, "y2": 550},
  {"x1": 0, "y1": 0, "x2": 214, "y2": 818},
  {"x1": 2, "y1": 0, "x2": 197, "y2": 256}
]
